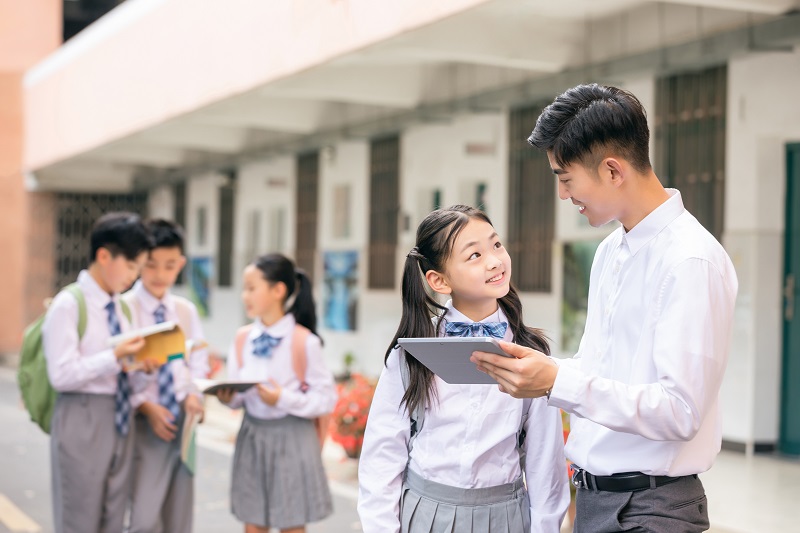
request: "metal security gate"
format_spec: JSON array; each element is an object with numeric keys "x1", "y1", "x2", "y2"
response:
[
  {"x1": 54, "y1": 192, "x2": 148, "y2": 290},
  {"x1": 508, "y1": 103, "x2": 555, "y2": 293},
  {"x1": 655, "y1": 65, "x2": 727, "y2": 240}
]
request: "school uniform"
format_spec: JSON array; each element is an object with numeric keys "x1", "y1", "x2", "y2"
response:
[
  {"x1": 124, "y1": 280, "x2": 210, "y2": 533},
  {"x1": 358, "y1": 302, "x2": 570, "y2": 533},
  {"x1": 226, "y1": 313, "x2": 336, "y2": 529},
  {"x1": 43, "y1": 270, "x2": 137, "y2": 533},
  {"x1": 547, "y1": 190, "x2": 738, "y2": 532}
]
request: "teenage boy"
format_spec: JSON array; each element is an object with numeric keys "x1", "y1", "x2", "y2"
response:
[
  {"x1": 125, "y1": 218, "x2": 209, "y2": 533},
  {"x1": 43, "y1": 211, "x2": 155, "y2": 533},
  {"x1": 472, "y1": 84, "x2": 738, "y2": 532}
]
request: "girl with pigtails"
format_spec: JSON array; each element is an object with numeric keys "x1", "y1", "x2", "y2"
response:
[{"x1": 357, "y1": 205, "x2": 569, "y2": 533}]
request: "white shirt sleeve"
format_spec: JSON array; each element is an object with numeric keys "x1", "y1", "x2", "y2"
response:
[
  {"x1": 549, "y1": 258, "x2": 734, "y2": 441},
  {"x1": 357, "y1": 349, "x2": 411, "y2": 533},
  {"x1": 275, "y1": 334, "x2": 337, "y2": 417},
  {"x1": 523, "y1": 399, "x2": 570, "y2": 533},
  {"x1": 43, "y1": 291, "x2": 119, "y2": 392}
]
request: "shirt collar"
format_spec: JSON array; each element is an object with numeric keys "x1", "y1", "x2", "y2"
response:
[
  {"x1": 623, "y1": 188, "x2": 685, "y2": 256},
  {"x1": 131, "y1": 279, "x2": 175, "y2": 316},
  {"x1": 251, "y1": 313, "x2": 296, "y2": 339},
  {"x1": 77, "y1": 270, "x2": 115, "y2": 306},
  {"x1": 442, "y1": 299, "x2": 507, "y2": 324}
]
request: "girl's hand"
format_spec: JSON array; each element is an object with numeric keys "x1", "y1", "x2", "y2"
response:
[
  {"x1": 184, "y1": 394, "x2": 205, "y2": 423},
  {"x1": 256, "y1": 379, "x2": 281, "y2": 406},
  {"x1": 216, "y1": 387, "x2": 235, "y2": 404},
  {"x1": 140, "y1": 402, "x2": 177, "y2": 442}
]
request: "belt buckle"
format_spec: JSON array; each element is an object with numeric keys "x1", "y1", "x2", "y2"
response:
[{"x1": 570, "y1": 465, "x2": 588, "y2": 489}]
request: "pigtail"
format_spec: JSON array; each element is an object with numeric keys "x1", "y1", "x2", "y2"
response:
[
  {"x1": 499, "y1": 284, "x2": 550, "y2": 355},
  {"x1": 385, "y1": 250, "x2": 446, "y2": 417},
  {"x1": 288, "y1": 269, "x2": 322, "y2": 343}
]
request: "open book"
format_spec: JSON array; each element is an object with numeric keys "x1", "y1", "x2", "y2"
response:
[
  {"x1": 109, "y1": 321, "x2": 186, "y2": 369},
  {"x1": 194, "y1": 378, "x2": 260, "y2": 395}
]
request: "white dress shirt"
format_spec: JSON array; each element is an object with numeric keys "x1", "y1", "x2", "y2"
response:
[
  {"x1": 125, "y1": 280, "x2": 210, "y2": 409},
  {"x1": 43, "y1": 270, "x2": 130, "y2": 394},
  {"x1": 549, "y1": 189, "x2": 738, "y2": 477},
  {"x1": 358, "y1": 302, "x2": 569, "y2": 533},
  {"x1": 226, "y1": 313, "x2": 336, "y2": 420}
]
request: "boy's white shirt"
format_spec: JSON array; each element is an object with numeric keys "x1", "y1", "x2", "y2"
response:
[
  {"x1": 43, "y1": 270, "x2": 130, "y2": 394},
  {"x1": 357, "y1": 301, "x2": 570, "y2": 533},
  {"x1": 225, "y1": 313, "x2": 337, "y2": 420},
  {"x1": 125, "y1": 280, "x2": 209, "y2": 409}
]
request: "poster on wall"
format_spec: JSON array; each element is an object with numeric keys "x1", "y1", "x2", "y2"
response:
[
  {"x1": 188, "y1": 256, "x2": 212, "y2": 317},
  {"x1": 561, "y1": 240, "x2": 601, "y2": 353},
  {"x1": 323, "y1": 251, "x2": 358, "y2": 331}
]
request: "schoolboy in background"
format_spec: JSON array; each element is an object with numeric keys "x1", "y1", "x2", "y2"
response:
[
  {"x1": 125, "y1": 218, "x2": 209, "y2": 533},
  {"x1": 43, "y1": 211, "x2": 154, "y2": 533}
]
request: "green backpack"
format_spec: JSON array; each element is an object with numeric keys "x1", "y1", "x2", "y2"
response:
[{"x1": 17, "y1": 283, "x2": 131, "y2": 434}]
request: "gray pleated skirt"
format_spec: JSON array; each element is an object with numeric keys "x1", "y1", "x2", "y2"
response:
[
  {"x1": 400, "y1": 468, "x2": 531, "y2": 533},
  {"x1": 230, "y1": 413, "x2": 333, "y2": 528}
]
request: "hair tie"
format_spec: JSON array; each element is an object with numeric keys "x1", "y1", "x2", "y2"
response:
[
  {"x1": 407, "y1": 247, "x2": 421, "y2": 259},
  {"x1": 283, "y1": 272, "x2": 302, "y2": 311}
]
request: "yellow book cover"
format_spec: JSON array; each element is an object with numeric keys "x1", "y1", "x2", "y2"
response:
[{"x1": 110, "y1": 321, "x2": 186, "y2": 368}]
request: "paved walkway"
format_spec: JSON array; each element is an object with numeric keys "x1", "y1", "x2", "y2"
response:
[{"x1": 199, "y1": 396, "x2": 800, "y2": 532}]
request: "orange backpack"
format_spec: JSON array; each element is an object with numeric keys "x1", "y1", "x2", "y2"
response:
[{"x1": 234, "y1": 324, "x2": 331, "y2": 449}]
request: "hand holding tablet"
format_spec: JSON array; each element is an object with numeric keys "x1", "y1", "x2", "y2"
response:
[{"x1": 397, "y1": 336, "x2": 512, "y2": 385}]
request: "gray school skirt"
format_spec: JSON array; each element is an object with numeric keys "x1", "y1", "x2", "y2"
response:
[
  {"x1": 401, "y1": 468, "x2": 531, "y2": 533},
  {"x1": 230, "y1": 413, "x2": 333, "y2": 528}
]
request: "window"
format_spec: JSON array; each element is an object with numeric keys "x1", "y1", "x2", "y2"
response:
[
  {"x1": 368, "y1": 136, "x2": 400, "y2": 289},
  {"x1": 508, "y1": 104, "x2": 555, "y2": 293},
  {"x1": 217, "y1": 172, "x2": 236, "y2": 287},
  {"x1": 655, "y1": 65, "x2": 727, "y2": 240},
  {"x1": 173, "y1": 181, "x2": 187, "y2": 284},
  {"x1": 296, "y1": 152, "x2": 320, "y2": 281}
]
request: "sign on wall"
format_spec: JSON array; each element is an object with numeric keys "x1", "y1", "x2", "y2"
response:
[{"x1": 323, "y1": 250, "x2": 359, "y2": 331}]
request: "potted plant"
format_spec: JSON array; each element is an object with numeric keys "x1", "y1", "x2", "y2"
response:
[{"x1": 330, "y1": 372, "x2": 377, "y2": 459}]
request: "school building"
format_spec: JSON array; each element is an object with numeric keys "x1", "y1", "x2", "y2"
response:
[{"x1": 3, "y1": 0, "x2": 800, "y2": 456}]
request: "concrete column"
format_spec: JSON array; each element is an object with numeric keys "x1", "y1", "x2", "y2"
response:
[{"x1": 0, "y1": 0, "x2": 61, "y2": 353}]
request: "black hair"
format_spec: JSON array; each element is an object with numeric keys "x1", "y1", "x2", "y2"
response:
[
  {"x1": 145, "y1": 218, "x2": 185, "y2": 253},
  {"x1": 528, "y1": 83, "x2": 652, "y2": 173},
  {"x1": 387, "y1": 205, "x2": 550, "y2": 417},
  {"x1": 90, "y1": 212, "x2": 154, "y2": 262},
  {"x1": 252, "y1": 253, "x2": 321, "y2": 342}
]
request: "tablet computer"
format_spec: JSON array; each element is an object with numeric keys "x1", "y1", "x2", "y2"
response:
[{"x1": 397, "y1": 336, "x2": 511, "y2": 385}]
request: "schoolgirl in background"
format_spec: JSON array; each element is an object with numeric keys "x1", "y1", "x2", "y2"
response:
[{"x1": 217, "y1": 253, "x2": 336, "y2": 533}]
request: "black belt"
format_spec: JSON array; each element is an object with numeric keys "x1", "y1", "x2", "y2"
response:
[{"x1": 570, "y1": 466, "x2": 684, "y2": 492}]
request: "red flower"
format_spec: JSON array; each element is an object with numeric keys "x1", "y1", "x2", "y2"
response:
[{"x1": 330, "y1": 373, "x2": 377, "y2": 457}]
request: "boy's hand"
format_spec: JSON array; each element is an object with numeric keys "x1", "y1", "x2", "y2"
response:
[
  {"x1": 114, "y1": 336, "x2": 145, "y2": 359},
  {"x1": 215, "y1": 387, "x2": 235, "y2": 404},
  {"x1": 184, "y1": 394, "x2": 205, "y2": 423},
  {"x1": 140, "y1": 402, "x2": 177, "y2": 442},
  {"x1": 257, "y1": 379, "x2": 281, "y2": 406}
]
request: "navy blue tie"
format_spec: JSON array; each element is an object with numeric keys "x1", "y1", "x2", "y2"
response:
[
  {"x1": 107, "y1": 301, "x2": 131, "y2": 436},
  {"x1": 252, "y1": 332, "x2": 282, "y2": 358},
  {"x1": 154, "y1": 304, "x2": 180, "y2": 420},
  {"x1": 444, "y1": 321, "x2": 508, "y2": 339}
]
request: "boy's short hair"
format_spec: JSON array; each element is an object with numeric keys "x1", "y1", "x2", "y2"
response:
[
  {"x1": 145, "y1": 218, "x2": 185, "y2": 253},
  {"x1": 528, "y1": 83, "x2": 652, "y2": 173},
  {"x1": 90, "y1": 212, "x2": 154, "y2": 262}
]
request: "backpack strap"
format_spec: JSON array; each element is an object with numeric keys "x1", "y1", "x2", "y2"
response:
[
  {"x1": 399, "y1": 350, "x2": 425, "y2": 455},
  {"x1": 233, "y1": 324, "x2": 253, "y2": 369},
  {"x1": 64, "y1": 284, "x2": 87, "y2": 340},
  {"x1": 517, "y1": 398, "x2": 532, "y2": 472},
  {"x1": 290, "y1": 325, "x2": 311, "y2": 392},
  {"x1": 173, "y1": 296, "x2": 194, "y2": 337}
]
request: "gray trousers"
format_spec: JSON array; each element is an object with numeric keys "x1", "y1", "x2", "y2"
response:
[
  {"x1": 50, "y1": 393, "x2": 135, "y2": 533},
  {"x1": 574, "y1": 474, "x2": 710, "y2": 533},
  {"x1": 128, "y1": 414, "x2": 193, "y2": 533}
]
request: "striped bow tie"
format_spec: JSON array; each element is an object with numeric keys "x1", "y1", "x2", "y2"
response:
[
  {"x1": 444, "y1": 321, "x2": 508, "y2": 339},
  {"x1": 252, "y1": 332, "x2": 282, "y2": 358}
]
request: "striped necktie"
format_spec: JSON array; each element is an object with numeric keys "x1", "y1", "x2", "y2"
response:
[
  {"x1": 154, "y1": 304, "x2": 180, "y2": 420},
  {"x1": 107, "y1": 301, "x2": 131, "y2": 436}
]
